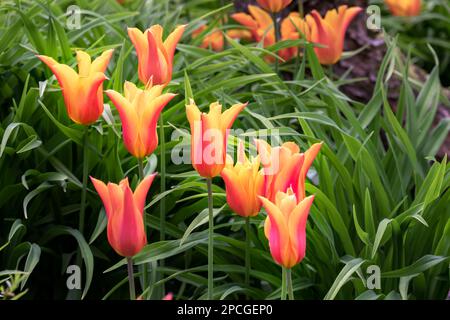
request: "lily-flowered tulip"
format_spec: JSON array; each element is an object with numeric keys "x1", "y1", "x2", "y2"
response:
[
  {"x1": 307, "y1": 5, "x2": 362, "y2": 65},
  {"x1": 231, "y1": 5, "x2": 275, "y2": 47},
  {"x1": 256, "y1": 140, "x2": 322, "y2": 202},
  {"x1": 90, "y1": 174, "x2": 156, "y2": 257},
  {"x1": 221, "y1": 141, "x2": 264, "y2": 217},
  {"x1": 385, "y1": 0, "x2": 421, "y2": 17},
  {"x1": 186, "y1": 99, "x2": 246, "y2": 178},
  {"x1": 260, "y1": 188, "x2": 314, "y2": 268},
  {"x1": 37, "y1": 49, "x2": 113, "y2": 125},
  {"x1": 128, "y1": 25, "x2": 185, "y2": 86},
  {"x1": 256, "y1": 0, "x2": 292, "y2": 13},
  {"x1": 192, "y1": 25, "x2": 224, "y2": 52},
  {"x1": 279, "y1": 12, "x2": 311, "y2": 61},
  {"x1": 106, "y1": 82, "x2": 176, "y2": 159}
]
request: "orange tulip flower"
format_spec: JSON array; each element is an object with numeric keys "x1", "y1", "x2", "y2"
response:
[
  {"x1": 192, "y1": 25, "x2": 224, "y2": 52},
  {"x1": 37, "y1": 49, "x2": 113, "y2": 125},
  {"x1": 260, "y1": 188, "x2": 314, "y2": 268},
  {"x1": 231, "y1": 5, "x2": 276, "y2": 47},
  {"x1": 279, "y1": 12, "x2": 311, "y2": 61},
  {"x1": 385, "y1": 0, "x2": 421, "y2": 17},
  {"x1": 221, "y1": 140, "x2": 264, "y2": 217},
  {"x1": 306, "y1": 5, "x2": 362, "y2": 65},
  {"x1": 256, "y1": 140, "x2": 322, "y2": 202},
  {"x1": 128, "y1": 25, "x2": 185, "y2": 86},
  {"x1": 186, "y1": 99, "x2": 246, "y2": 178},
  {"x1": 90, "y1": 174, "x2": 156, "y2": 257},
  {"x1": 256, "y1": 0, "x2": 293, "y2": 13},
  {"x1": 106, "y1": 81, "x2": 176, "y2": 159}
]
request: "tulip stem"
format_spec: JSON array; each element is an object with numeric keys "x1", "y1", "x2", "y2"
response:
[
  {"x1": 137, "y1": 157, "x2": 149, "y2": 299},
  {"x1": 244, "y1": 217, "x2": 251, "y2": 287},
  {"x1": 298, "y1": 0, "x2": 304, "y2": 18},
  {"x1": 286, "y1": 268, "x2": 294, "y2": 300},
  {"x1": 281, "y1": 267, "x2": 287, "y2": 300},
  {"x1": 79, "y1": 127, "x2": 89, "y2": 235},
  {"x1": 159, "y1": 115, "x2": 166, "y2": 242},
  {"x1": 271, "y1": 12, "x2": 281, "y2": 74},
  {"x1": 127, "y1": 257, "x2": 136, "y2": 300},
  {"x1": 206, "y1": 177, "x2": 214, "y2": 300}
]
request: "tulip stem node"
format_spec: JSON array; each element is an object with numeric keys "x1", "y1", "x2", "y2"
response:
[
  {"x1": 206, "y1": 177, "x2": 214, "y2": 300},
  {"x1": 127, "y1": 257, "x2": 136, "y2": 300}
]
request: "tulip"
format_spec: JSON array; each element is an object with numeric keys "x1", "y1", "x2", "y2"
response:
[
  {"x1": 256, "y1": 0, "x2": 292, "y2": 13},
  {"x1": 90, "y1": 174, "x2": 156, "y2": 257},
  {"x1": 105, "y1": 82, "x2": 175, "y2": 159},
  {"x1": 186, "y1": 99, "x2": 246, "y2": 178},
  {"x1": 231, "y1": 5, "x2": 276, "y2": 47},
  {"x1": 192, "y1": 25, "x2": 224, "y2": 52},
  {"x1": 256, "y1": 140, "x2": 322, "y2": 202},
  {"x1": 306, "y1": 5, "x2": 362, "y2": 65},
  {"x1": 37, "y1": 49, "x2": 113, "y2": 125},
  {"x1": 279, "y1": 12, "x2": 311, "y2": 61},
  {"x1": 128, "y1": 25, "x2": 185, "y2": 86},
  {"x1": 221, "y1": 141, "x2": 264, "y2": 217},
  {"x1": 385, "y1": 0, "x2": 421, "y2": 17},
  {"x1": 260, "y1": 188, "x2": 314, "y2": 269}
]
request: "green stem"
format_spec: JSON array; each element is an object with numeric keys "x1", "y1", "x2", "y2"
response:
[
  {"x1": 281, "y1": 267, "x2": 287, "y2": 300},
  {"x1": 206, "y1": 178, "x2": 214, "y2": 300},
  {"x1": 271, "y1": 12, "x2": 281, "y2": 74},
  {"x1": 127, "y1": 257, "x2": 136, "y2": 300},
  {"x1": 244, "y1": 217, "x2": 251, "y2": 287},
  {"x1": 159, "y1": 115, "x2": 166, "y2": 242},
  {"x1": 137, "y1": 158, "x2": 149, "y2": 299},
  {"x1": 286, "y1": 268, "x2": 294, "y2": 300},
  {"x1": 78, "y1": 127, "x2": 89, "y2": 235},
  {"x1": 298, "y1": 0, "x2": 304, "y2": 18}
]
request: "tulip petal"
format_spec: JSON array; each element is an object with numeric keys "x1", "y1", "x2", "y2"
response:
[
  {"x1": 91, "y1": 49, "x2": 114, "y2": 74},
  {"x1": 288, "y1": 195, "x2": 314, "y2": 264},
  {"x1": 221, "y1": 103, "x2": 246, "y2": 131},
  {"x1": 133, "y1": 173, "x2": 157, "y2": 214},
  {"x1": 90, "y1": 177, "x2": 112, "y2": 218},
  {"x1": 76, "y1": 50, "x2": 92, "y2": 77}
]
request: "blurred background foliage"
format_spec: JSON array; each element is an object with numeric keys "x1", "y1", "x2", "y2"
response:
[{"x1": 0, "y1": 0, "x2": 449, "y2": 300}]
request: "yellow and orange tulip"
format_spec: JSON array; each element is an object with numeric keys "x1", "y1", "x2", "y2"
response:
[
  {"x1": 37, "y1": 49, "x2": 113, "y2": 125},
  {"x1": 256, "y1": 140, "x2": 322, "y2": 202},
  {"x1": 128, "y1": 25, "x2": 185, "y2": 86},
  {"x1": 306, "y1": 5, "x2": 362, "y2": 65},
  {"x1": 256, "y1": 0, "x2": 292, "y2": 13},
  {"x1": 260, "y1": 188, "x2": 314, "y2": 268},
  {"x1": 90, "y1": 174, "x2": 156, "y2": 257},
  {"x1": 385, "y1": 0, "x2": 421, "y2": 17},
  {"x1": 221, "y1": 141, "x2": 264, "y2": 217},
  {"x1": 186, "y1": 99, "x2": 246, "y2": 178},
  {"x1": 231, "y1": 5, "x2": 276, "y2": 47},
  {"x1": 106, "y1": 82, "x2": 176, "y2": 159},
  {"x1": 279, "y1": 12, "x2": 311, "y2": 61},
  {"x1": 192, "y1": 25, "x2": 225, "y2": 52}
]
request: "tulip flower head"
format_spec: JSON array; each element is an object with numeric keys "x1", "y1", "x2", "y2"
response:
[
  {"x1": 306, "y1": 5, "x2": 362, "y2": 65},
  {"x1": 256, "y1": 140, "x2": 322, "y2": 202},
  {"x1": 106, "y1": 81, "x2": 175, "y2": 159},
  {"x1": 279, "y1": 12, "x2": 311, "y2": 61},
  {"x1": 90, "y1": 174, "x2": 156, "y2": 257},
  {"x1": 192, "y1": 25, "x2": 225, "y2": 52},
  {"x1": 385, "y1": 0, "x2": 421, "y2": 17},
  {"x1": 256, "y1": 0, "x2": 293, "y2": 13},
  {"x1": 231, "y1": 5, "x2": 276, "y2": 47},
  {"x1": 128, "y1": 24, "x2": 185, "y2": 86},
  {"x1": 37, "y1": 49, "x2": 113, "y2": 125},
  {"x1": 221, "y1": 140, "x2": 264, "y2": 217},
  {"x1": 260, "y1": 188, "x2": 314, "y2": 269},
  {"x1": 186, "y1": 99, "x2": 246, "y2": 178}
]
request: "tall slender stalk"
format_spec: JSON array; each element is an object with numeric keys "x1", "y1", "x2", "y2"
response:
[
  {"x1": 159, "y1": 115, "x2": 166, "y2": 242},
  {"x1": 286, "y1": 267, "x2": 294, "y2": 300},
  {"x1": 206, "y1": 178, "x2": 214, "y2": 300},
  {"x1": 127, "y1": 257, "x2": 136, "y2": 300},
  {"x1": 298, "y1": 0, "x2": 304, "y2": 18},
  {"x1": 281, "y1": 266, "x2": 287, "y2": 300},
  {"x1": 271, "y1": 12, "x2": 281, "y2": 74},
  {"x1": 137, "y1": 158, "x2": 149, "y2": 299},
  {"x1": 244, "y1": 217, "x2": 251, "y2": 287},
  {"x1": 78, "y1": 127, "x2": 89, "y2": 235}
]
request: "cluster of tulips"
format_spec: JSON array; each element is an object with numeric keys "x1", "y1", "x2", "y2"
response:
[
  {"x1": 36, "y1": 0, "x2": 421, "y2": 301},
  {"x1": 193, "y1": 0, "x2": 422, "y2": 64}
]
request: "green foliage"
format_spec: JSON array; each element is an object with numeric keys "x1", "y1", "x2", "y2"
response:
[{"x1": 0, "y1": 0, "x2": 448, "y2": 300}]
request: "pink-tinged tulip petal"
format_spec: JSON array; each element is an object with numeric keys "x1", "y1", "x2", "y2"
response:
[
  {"x1": 186, "y1": 100, "x2": 245, "y2": 178},
  {"x1": 91, "y1": 176, "x2": 154, "y2": 257},
  {"x1": 260, "y1": 189, "x2": 314, "y2": 268},
  {"x1": 231, "y1": 5, "x2": 275, "y2": 47},
  {"x1": 37, "y1": 50, "x2": 112, "y2": 125},
  {"x1": 128, "y1": 25, "x2": 185, "y2": 86},
  {"x1": 297, "y1": 142, "x2": 322, "y2": 200},
  {"x1": 106, "y1": 83, "x2": 175, "y2": 159},
  {"x1": 256, "y1": 0, "x2": 293, "y2": 13}
]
